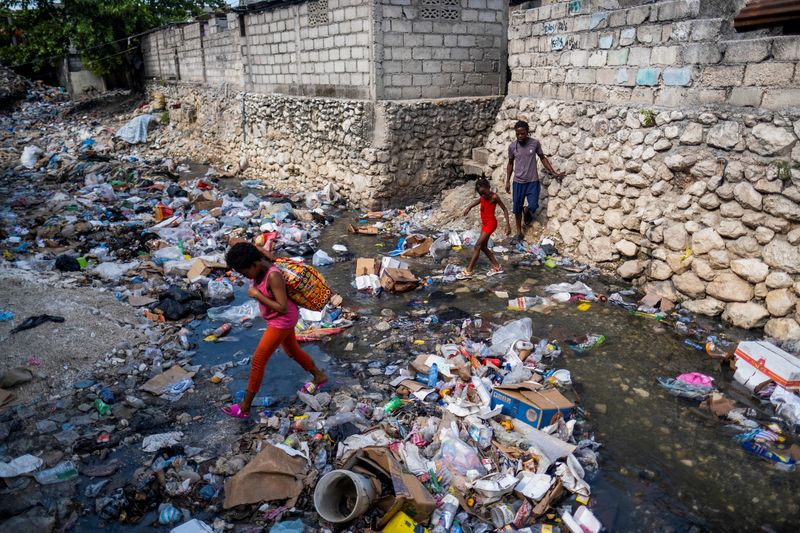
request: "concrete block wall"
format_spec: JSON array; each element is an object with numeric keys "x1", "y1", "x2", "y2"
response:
[
  {"x1": 508, "y1": 0, "x2": 800, "y2": 110},
  {"x1": 205, "y1": 14, "x2": 244, "y2": 87},
  {"x1": 175, "y1": 23, "x2": 204, "y2": 84},
  {"x1": 243, "y1": 0, "x2": 372, "y2": 98},
  {"x1": 378, "y1": 0, "x2": 507, "y2": 99}
]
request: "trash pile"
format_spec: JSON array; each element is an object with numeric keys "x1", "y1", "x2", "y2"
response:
[{"x1": 2, "y1": 79, "x2": 800, "y2": 533}]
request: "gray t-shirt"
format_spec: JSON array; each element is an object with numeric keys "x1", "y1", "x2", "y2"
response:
[{"x1": 508, "y1": 138, "x2": 544, "y2": 183}]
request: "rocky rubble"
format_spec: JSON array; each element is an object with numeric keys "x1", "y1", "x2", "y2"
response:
[{"x1": 476, "y1": 97, "x2": 800, "y2": 339}]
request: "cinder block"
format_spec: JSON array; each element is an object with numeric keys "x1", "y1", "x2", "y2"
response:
[
  {"x1": 636, "y1": 67, "x2": 661, "y2": 86},
  {"x1": 571, "y1": 50, "x2": 589, "y2": 67},
  {"x1": 627, "y1": 6, "x2": 650, "y2": 25},
  {"x1": 691, "y1": 18, "x2": 723, "y2": 41},
  {"x1": 608, "y1": 48, "x2": 630, "y2": 65},
  {"x1": 628, "y1": 47, "x2": 652, "y2": 66},
  {"x1": 630, "y1": 87, "x2": 655, "y2": 104},
  {"x1": 609, "y1": 10, "x2": 627, "y2": 27},
  {"x1": 588, "y1": 51, "x2": 608, "y2": 67},
  {"x1": 599, "y1": 33, "x2": 615, "y2": 49},
  {"x1": 682, "y1": 43, "x2": 722, "y2": 64},
  {"x1": 652, "y1": 46, "x2": 680, "y2": 65},
  {"x1": 723, "y1": 39, "x2": 770, "y2": 63},
  {"x1": 699, "y1": 65, "x2": 744, "y2": 86},
  {"x1": 462, "y1": 9, "x2": 479, "y2": 22},
  {"x1": 762, "y1": 88, "x2": 800, "y2": 110},
  {"x1": 478, "y1": 11, "x2": 496, "y2": 23},
  {"x1": 566, "y1": 68, "x2": 596, "y2": 84},
  {"x1": 620, "y1": 28, "x2": 636, "y2": 46},
  {"x1": 697, "y1": 89, "x2": 725, "y2": 104},
  {"x1": 596, "y1": 67, "x2": 618, "y2": 85},
  {"x1": 590, "y1": 12, "x2": 608, "y2": 30},
  {"x1": 412, "y1": 48, "x2": 433, "y2": 60},
  {"x1": 772, "y1": 36, "x2": 800, "y2": 60},
  {"x1": 637, "y1": 25, "x2": 662, "y2": 45},
  {"x1": 727, "y1": 87, "x2": 763, "y2": 107},
  {"x1": 744, "y1": 62, "x2": 795, "y2": 86},
  {"x1": 656, "y1": 87, "x2": 690, "y2": 107},
  {"x1": 663, "y1": 66, "x2": 693, "y2": 86}
]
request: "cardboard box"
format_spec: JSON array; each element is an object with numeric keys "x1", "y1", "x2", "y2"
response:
[
  {"x1": 341, "y1": 447, "x2": 436, "y2": 529},
  {"x1": 401, "y1": 236, "x2": 433, "y2": 258},
  {"x1": 187, "y1": 258, "x2": 226, "y2": 281},
  {"x1": 193, "y1": 191, "x2": 223, "y2": 212},
  {"x1": 490, "y1": 381, "x2": 574, "y2": 429},
  {"x1": 380, "y1": 256, "x2": 409, "y2": 273},
  {"x1": 733, "y1": 340, "x2": 800, "y2": 390},
  {"x1": 355, "y1": 257, "x2": 376, "y2": 277},
  {"x1": 380, "y1": 268, "x2": 418, "y2": 293}
]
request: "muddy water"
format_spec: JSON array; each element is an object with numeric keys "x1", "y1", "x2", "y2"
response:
[{"x1": 307, "y1": 212, "x2": 800, "y2": 533}]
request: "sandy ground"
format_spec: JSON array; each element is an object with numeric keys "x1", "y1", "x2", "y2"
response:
[{"x1": 0, "y1": 267, "x2": 145, "y2": 404}]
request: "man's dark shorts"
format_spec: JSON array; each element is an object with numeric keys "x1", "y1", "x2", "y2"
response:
[{"x1": 512, "y1": 181, "x2": 541, "y2": 215}]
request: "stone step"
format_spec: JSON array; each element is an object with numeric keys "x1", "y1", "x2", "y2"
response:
[
  {"x1": 472, "y1": 147, "x2": 490, "y2": 165},
  {"x1": 462, "y1": 159, "x2": 489, "y2": 178}
]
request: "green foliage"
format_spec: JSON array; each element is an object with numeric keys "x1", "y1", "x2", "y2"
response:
[
  {"x1": 160, "y1": 111, "x2": 170, "y2": 124},
  {"x1": 639, "y1": 109, "x2": 655, "y2": 128},
  {"x1": 772, "y1": 160, "x2": 794, "y2": 181},
  {"x1": 0, "y1": 0, "x2": 224, "y2": 76}
]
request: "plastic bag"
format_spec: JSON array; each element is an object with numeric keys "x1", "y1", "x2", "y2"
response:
[
  {"x1": 437, "y1": 424, "x2": 486, "y2": 476},
  {"x1": 490, "y1": 318, "x2": 532, "y2": 355},
  {"x1": 462, "y1": 230, "x2": 480, "y2": 248},
  {"x1": 153, "y1": 246, "x2": 183, "y2": 265},
  {"x1": 20, "y1": 145, "x2": 43, "y2": 169},
  {"x1": 207, "y1": 301, "x2": 259, "y2": 322},
  {"x1": 430, "y1": 235, "x2": 451, "y2": 263},
  {"x1": 207, "y1": 279, "x2": 234, "y2": 302},
  {"x1": 94, "y1": 261, "x2": 138, "y2": 281},
  {"x1": 311, "y1": 250, "x2": 334, "y2": 267},
  {"x1": 771, "y1": 386, "x2": 800, "y2": 426}
]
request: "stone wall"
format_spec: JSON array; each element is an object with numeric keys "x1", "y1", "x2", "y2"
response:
[
  {"x1": 151, "y1": 82, "x2": 501, "y2": 208},
  {"x1": 508, "y1": 0, "x2": 800, "y2": 110},
  {"x1": 377, "y1": 0, "x2": 507, "y2": 98},
  {"x1": 475, "y1": 0, "x2": 800, "y2": 340}
]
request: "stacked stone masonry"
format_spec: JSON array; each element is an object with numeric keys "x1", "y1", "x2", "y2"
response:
[
  {"x1": 152, "y1": 82, "x2": 501, "y2": 209},
  {"x1": 479, "y1": 0, "x2": 800, "y2": 340},
  {"x1": 508, "y1": 0, "x2": 800, "y2": 110}
]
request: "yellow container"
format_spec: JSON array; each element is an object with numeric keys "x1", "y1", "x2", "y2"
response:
[{"x1": 383, "y1": 511, "x2": 430, "y2": 533}]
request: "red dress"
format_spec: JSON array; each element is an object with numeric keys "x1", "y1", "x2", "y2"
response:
[{"x1": 479, "y1": 194, "x2": 498, "y2": 235}]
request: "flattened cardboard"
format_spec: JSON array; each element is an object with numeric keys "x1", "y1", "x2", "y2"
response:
[
  {"x1": 341, "y1": 447, "x2": 436, "y2": 528},
  {"x1": 140, "y1": 365, "x2": 196, "y2": 396},
  {"x1": 223, "y1": 444, "x2": 308, "y2": 508},
  {"x1": 490, "y1": 381, "x2": 574, "y2": 429},
  {"x1": 639, "y1": 292, "x2": 674, "y2": 312},
  {"x1": 348, "y1": 224, "x2": 378, "y2": 235},
  {"x1": 193, "y1": 192, "x2": 223, "y2": 212},
  {"x1": 355, "y1": 257, "x2": 377, "y2": 277},
  {"x1": 401, "y1": 236, "x2": 433, "y2": 258},
  {"x1": 380, "y1": 268, "x2": 418, "y2": 293},
  {"x1": 699, "y1": 392, "x2": 736, "y2": 417}
]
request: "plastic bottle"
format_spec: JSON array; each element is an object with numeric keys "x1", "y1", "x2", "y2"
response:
[
  {"x1": 98, "y1": 387, "x2": 115, "y2": 404},
  {"x1": 432, "y1": 494, "x2": 460, "y2": 532},
  {"x1": 314, "y1": 448, "x2": 328, "y2": 470},
  {"x1": 278, "y1": 417, "x2": 291, "y2": 437},
  {"x1": 384, "y1": 396, "x2": 403, "y2": 414},
  {"x1": 471, "y1": 376, "x2": 492, "y2": 405},
  {"x1": 34, "y1": 461, "x2": 78, "y2": 485},
  {"x1": 427, "y1": 363, "x2": 439, "y2": 388},
  {"x1": 94, "y1": 398, "x2": 111, "y2": 415}
]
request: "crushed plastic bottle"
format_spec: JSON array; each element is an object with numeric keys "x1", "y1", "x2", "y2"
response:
[{"x1": 34, "y1": 461, "x2": 78, "y2": 484}]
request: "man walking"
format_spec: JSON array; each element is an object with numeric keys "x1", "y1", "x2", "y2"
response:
[{"x1": 505, "y1": 120, "x2": 565, "y2": 243}]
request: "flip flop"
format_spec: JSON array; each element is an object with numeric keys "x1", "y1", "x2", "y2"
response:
[
  {"x1": 486, "y1": 267, "x2": 504, "y2": 277},
  {"x1": 222, "y1": 404, "x2": 250, "y2": 419},
  {"x1": 456, "y1": 270, "x2": 473, "y2": 280}
]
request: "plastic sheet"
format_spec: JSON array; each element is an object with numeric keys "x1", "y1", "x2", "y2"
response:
[
  {"x1": 490, "y1": 318, "x2": 532, "y2": 355},
  {"x1": 207, "y1": 301, "x2": 259, "y2": 323},
  {"x1": 20, "y1": 145, "x2": 42, "y2": 168},
  {"x1": 116, "y1": 114, "x2": 155, "y2": 144}
]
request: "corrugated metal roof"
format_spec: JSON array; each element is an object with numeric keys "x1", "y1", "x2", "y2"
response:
[{"x1": 734, "y1": 0, "x2": 800, "y2": 30}]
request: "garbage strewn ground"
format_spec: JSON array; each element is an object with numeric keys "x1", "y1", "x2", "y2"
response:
[{"x1": 1, "y1": 85, "x2": 799, "y2": 533}]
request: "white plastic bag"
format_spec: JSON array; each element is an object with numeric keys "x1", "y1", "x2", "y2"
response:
[
  {"x1": 20, "y1": 145, "x2": 43, "y2": 169},
  {"x1": 207, "y1": 279, "x2": 234, "y2": 302},
  {"x1": 94, "y1": 261, "x2": 138, "y2": 281},
  {"x1": 490, "y1": 318, "x2": 533, "y2": 355},
  {"x1": 207, "y1": 300, "x2": 259, "y2": 322},
  {"x1": 312, "y1": 249, "x2": 334, "y2": 267}
]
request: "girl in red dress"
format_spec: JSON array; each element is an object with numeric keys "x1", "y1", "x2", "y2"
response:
[{"x1": 460, "y1": 177, "x2": 511, "y2": 278}]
